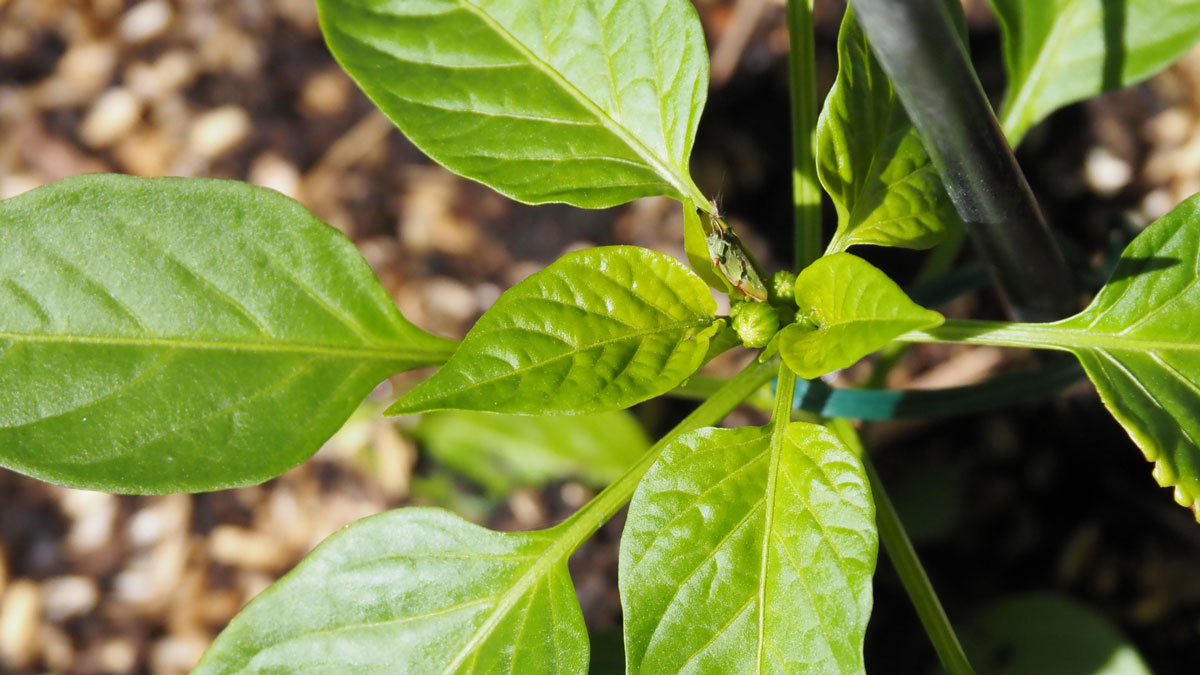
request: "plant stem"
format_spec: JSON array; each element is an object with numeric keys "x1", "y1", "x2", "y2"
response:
[
  {"x1": 555, "y1": 358, "x2": 778, "y2": 546},
  {"x1": 867, "y1": 455, "x2": 976, "y2": 675},
  {"x1": 828, "y1": 418, "x2": 975, "y2": 675},
  {"x1": 896, "y1": 318, "x2": 1076, "y2": 352},
  {"x1": 786, "y1": 0, "x2": 823, "y2": 269}
]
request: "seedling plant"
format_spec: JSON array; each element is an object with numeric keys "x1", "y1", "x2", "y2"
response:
[{"x1": 3, "y1": 0, "x2": 1200, "y2": 672}]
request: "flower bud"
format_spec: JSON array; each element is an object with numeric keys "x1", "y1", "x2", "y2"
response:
[
  {"x1": 733, "y1": 302, "x2": 780, "y2": 348},
  {"x1": 770, "y1": 270, "x2": 797, "y2": 304}
]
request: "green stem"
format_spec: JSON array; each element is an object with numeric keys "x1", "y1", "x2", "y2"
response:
[
  {"x1": 787, "y1": 0, "x2": 823, "y2": 269},
  {"x1": 868, "y1": 456, "x2": 976, "y2": 675},
  {"x1": 828, "y1": 418, "x2": 975, "y2": 675},
  {"x1": 555, "y1": 358, "x2": 778, "y2": 546},
  {"x1": 896, "y1": 318, "x2": 1075, "y2": 352}
]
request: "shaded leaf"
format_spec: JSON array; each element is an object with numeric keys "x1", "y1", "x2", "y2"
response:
[
  {"x1": 953, "y1": 593, "x2": 1150, "y2": 675},
  {"x1": 780, "y1": 253, "x2": 943, "y2": 379},
  {"x1": 620, "y1": 423, "x2": 877, "y2": 673},
  {"x1": 389, "y1": 246, "x2": 718, "y2": 416},
  {"x1": 0, "y1": 175, "x2": 454, "y2": 493},
  {"x1": 317, "y1": 0, "x2": 710, "y2": 209},
  {"x1": 196, "y1": 508, "x2": 586, "y2": 674},
  {"x1": 991, "y1": 0, "x2": 1200, "y2": 143},
  {"x1": 414, "y1": 409, "x2": 648, "y2": 495},
  {"x1": 817, "y1": 5, "x2": 958, "y2": 253}
]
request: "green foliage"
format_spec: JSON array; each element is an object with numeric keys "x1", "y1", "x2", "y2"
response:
[
  {"x1": 414, "y1": 409, "x2": 648, "y2": 495},
  {"x1": 316, "y1": 0, "x2": 711, "y2": 209},
  {"x1": 779, "y1": 253, "x2": 944, "y2": 379},
  {"x1": 991, "y1": 0, "x2": 1200, "y2": 143},
  {"x1": 1044, "y1": 194, "x2": 1200, "y2": 516},
  {"x1": 388, "y1": 246, "x2": 719, "y2": 416},
  {"x1": 195, "y1": 508, "x2": 587, "y2": 674},
  {"x1": 620, "y1": 423, "x2": 877, "y2": 673},
  {"x1": 955, "y1": 594, "x2": 1151, "y2": 675},
  {"x1": 0, "y1": 175, "x2": 453, "y2": 494},
  {"x1": 816, "y1": 6, "x2": 957, "y2": 254}
]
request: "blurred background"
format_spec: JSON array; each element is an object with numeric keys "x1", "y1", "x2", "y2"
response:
[{"x1": 2, "y1": 0, "x2": 1200, "y2": 672}]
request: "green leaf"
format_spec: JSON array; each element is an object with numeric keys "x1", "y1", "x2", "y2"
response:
[
  {"x1": 992, "y1": 0, "x2": 1200, "y2": 143},
  {"x1": 196, "y1": 508, "x2": 587, "y2": 674},
  {"x1": 817, "y1": 5, "x2": 958, "y2": 253},
  {"x1": 620, "y1": 423, "x2": 877, "y2": 673},
  {"x1": 0, "y1": 175, "x2": 454, "y2": 494},
  {"x1": 953, "y1": 593, "x2": 1151, "y2": 675},
  {"x1": 388, "y1": 246, "x2": 718, "y2": 416},
  {"x1": 1026, "y1": 194, "x2": 1200, "y2": 516},
  {"x1": 414, "y1": 409, "x2": 648, "y2": 495},
  {"x1": 779, "y1": 253, "x2": 944, "y2": 379},
  {"x1": 317, "y1": 0, "x2": 711, "y2": 209}
]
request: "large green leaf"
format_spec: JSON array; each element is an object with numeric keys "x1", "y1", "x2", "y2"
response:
[
  {"x1": 817, "y1": 5, "x2": 958, "y2": 253},
  {"x1": 779, "y1": 253, "x2": 944, "y2": 379},
  {"x1": 0, "y1": 175, "x2": 454, "y2": 493},
  {"x1": 196, "y1": 508, "x2": 587, "y2": 674},
  {"x1": 620, "y1": 423, "x2": 877, "y2": 673},
  {"x1": 414, "y1": 409, "x2": 648, "y2": 495},
  {"x1": 388, "y1": 246, "x2": 719, "y2": 416},
  {"x1": 317, "y1": 0, "x2": 710, "y2": 209},
  {"x1": 954, "y1": 594, "x2": 1150, "y2": 675},
  {"x1": 992, "y1": 0, "x2": 1200, "y2": 143}
]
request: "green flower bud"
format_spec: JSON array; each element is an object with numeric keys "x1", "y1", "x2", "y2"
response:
[
  {"x1": 770, "y1": 270, "x2": 797, "y2": 304},
  {"x1": 733, "y1": 302, "x2": 780, "y2": 348}
]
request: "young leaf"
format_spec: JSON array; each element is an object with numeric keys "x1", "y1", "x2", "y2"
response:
[
  {"x1": 779, "y1": 253, "x2": 944, "y2": 379},
  {"x1": 620, "y1": 423, "x2": 877, "y2": 673},
  {"x1": 388, "y1": 246, "x2": 719, "y2": 416},
  {"x1": 317, "y1": 0, "x2": 710, "y2": 209},
  {"x1": 0, "y1": 175, "x2": 454, "y2": 494},
  {"x1": 954, "y1": 594, "x2": 1151, "y2": 675},
  {"x1": 414, "y1": 409, "x2": 648, "y2": 495},
  {"x1": 992, "y1": 0, "x2": 1200, "y2": 143},
  {"x1": 817, "y1": 5, "x2": 958, "y2": 253},
  {"x1": 195, "y1": 508, "x2": 587, "y2": 674}
]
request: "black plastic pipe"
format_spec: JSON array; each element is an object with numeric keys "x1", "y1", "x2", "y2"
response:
[{"x1": 847, "y1": 0, "x2": 1077, "y2": 322}]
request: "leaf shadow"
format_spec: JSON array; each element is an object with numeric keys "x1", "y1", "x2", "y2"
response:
[{"x1": 1106, "y1": 254, "x2": 1178, "y2": 282}]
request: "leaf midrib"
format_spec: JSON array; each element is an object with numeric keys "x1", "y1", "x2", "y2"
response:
[
  {"x1": 454, "y1": 0, "x2": 698, "y2": 204},
  {"x1": 0, "y1": 330, "x2": 453, "y2": 364}
]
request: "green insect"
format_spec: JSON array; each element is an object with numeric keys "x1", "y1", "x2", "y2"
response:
[{"x1": 705, "y1": 213, "x2": 770, "y2": 302}]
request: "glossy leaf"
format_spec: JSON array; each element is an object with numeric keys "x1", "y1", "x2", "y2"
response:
[
  {"x1": 620, "y1": 423, "x2": 877, "y2": 673},
  {"x1": 817, "y1": 5, "x2": 957, "y2": 253},
  {"x1": 0, "y1": 175, "x2": 454, "y2": 494},
  {"x1": 1029, "y1": 194, "x2": 1200, "y2": 516},
  {"x1": 992, "y1": 0, "x2": 1200, "y2": 143},
  {"x1": 196, "y1": 508, "x2": 587, "y2": 674},
  {"x1": 780, "y1": 253, "x2": 944, "y2": 379},
  {"x1": 414, "y1": 409, "x2": 648, "y2": 495},
  {"x1": 954, "y1": 594, "x2": 1150, "y2": 675},
  {"x1": 317, "y1": 0, "x2": 710, "y2": 209},
  {"x1": 389, "y1": 246, "x2": 718, "y2": 416}
]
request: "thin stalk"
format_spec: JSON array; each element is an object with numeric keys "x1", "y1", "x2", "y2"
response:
[
  {"x1": 828, "y1": 418, "x2": 975, "y2": 675},
  {"x1": 867, "y1": 455, "x2": 976, "y2": 675},
  {"x1": 787, "y1": 0, "x2": 823, "y2": 269},
  {"x1": 896, "y1": 318, "x2": 1076, "y2": 352},
  {"x1": 555, "y1": 358, "x2": 778, "y2": 544}
]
